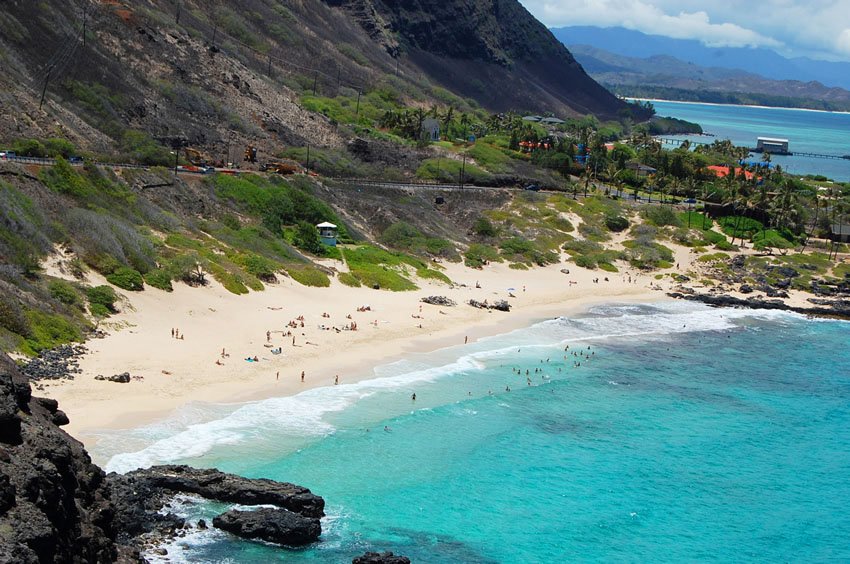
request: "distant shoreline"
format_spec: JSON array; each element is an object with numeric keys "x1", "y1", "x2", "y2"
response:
[{"x1": 628, "y1": 97, "x2": 850, "y2": 115}]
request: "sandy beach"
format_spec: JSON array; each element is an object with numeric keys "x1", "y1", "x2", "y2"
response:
[{"x1": 39, "y1": 254, "x2": 681, "y2": 446}]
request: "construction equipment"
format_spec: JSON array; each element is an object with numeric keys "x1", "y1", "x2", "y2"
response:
[
  {"x1": 260, "y1": 161, "x2": 300, "y2": 175},
  {"x1": 184, "y1": 147, "x2": 209, "y2": 166}
]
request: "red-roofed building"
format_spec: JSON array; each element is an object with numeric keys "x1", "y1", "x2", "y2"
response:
[{"x1": 707, "y1": 165, "x2": 755, "y2": 181}]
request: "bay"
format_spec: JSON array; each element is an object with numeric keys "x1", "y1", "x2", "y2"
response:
[
  {"x1": 95, "y1": 301, "x2": 850, "y2": 563},
  {"x1": 644, "y1": 99, "x2": 850, "y2": 181}
]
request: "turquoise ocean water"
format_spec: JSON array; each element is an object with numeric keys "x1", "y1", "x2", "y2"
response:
[
  {"x1": 94, "y1": 301, "x2": 850, "y2": 562},
  {"x1": 644, "y1": 100, "x2": 850, "y2": 181}
]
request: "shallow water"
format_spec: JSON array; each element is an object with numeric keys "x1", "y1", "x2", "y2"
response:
[
  {"x1": 647, "y1": 99, "x2": 850, "y2": 181},
  {"x1": 96, "y1": 301, "x2": 850, "y2": 562}
]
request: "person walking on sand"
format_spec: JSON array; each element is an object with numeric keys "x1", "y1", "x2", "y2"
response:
[
  {"x1": 334, "y1": 375, "x2": 339, "y2": 385},
  {"x1": 301, "y1": 370, "x2": 305, "y2": 382},
  {"x1": 267, "y1": 331, "x2": 271, "y2": 343},
  {"x1": 465, "y1": 336, "x2": 468, "y2": 344},
  {"x1": 276, "y1": 371, "x2": 279, "y2": 381}
]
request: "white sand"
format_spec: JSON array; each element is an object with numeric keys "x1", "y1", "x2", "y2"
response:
[{"x1": 39, "y1": 255, "x2": 678, "y2": 446}]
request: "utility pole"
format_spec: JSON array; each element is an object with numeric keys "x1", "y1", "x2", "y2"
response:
[
  {"x1": 175, "y1": 0, "x2": 181, "y2": 24},
  {"x1": 312, "y1": 72, "x2": 318, "y2": 95},
  {"x1": 39, "y1": 65, "x2": 53, "y2": 111},
  {"x1": 355, "y1": 89, "x2": 361, "y2": 120},
  {"x1": 81, "y1": 6, "x2": 88, "y2": 47},
  {"x1": 459, "y1": 154, "x2": 466, "y2": 189},
  {"x1": 306, "y1": 145, "x2": 311, "y2": 170}
]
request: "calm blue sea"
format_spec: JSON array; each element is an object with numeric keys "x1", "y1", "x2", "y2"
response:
[
  {"x1": 94, "y1": 301, "x2": 850, "y2": 563},
  {"x1": 645, "y1": 99, "x2": 850, "y2": 181}
]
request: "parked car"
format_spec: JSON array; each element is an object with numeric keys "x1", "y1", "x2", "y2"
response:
[
  {"x1": 0, "y1": 151, "x2": 16, "y2": 159},
  {"x1": 524, "y1": 184, "x2": 540, "y2": 191}
]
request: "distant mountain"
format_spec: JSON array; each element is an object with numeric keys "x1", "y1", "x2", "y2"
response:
[
  {"x1": 568, "y1": 44, "x2": 850, "y2": 110},
  {"x1": 551, "y1": 26, "x2": 850, "y2": 91}
]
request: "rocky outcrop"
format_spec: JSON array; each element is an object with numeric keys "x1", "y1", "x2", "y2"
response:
[
  {"x1": 212, "y1": 507, "x2": 321, "y2": 546},
  {"x1": 353, "y1": 551, "x2": 412, "y2": 564},
  {"x1": 668, "y1": 292, "x2": 850, "y2": 319},
  {"x1": 0, "y1": 354, "x2": 118, "y2": 563},
  {"x1": 328, "y1": 0, "x2": 636, "y2": 118},
  {"x1": 0, "y1": 353, "x2": 328, "y2": 560},
  {"x1": 116, "y1": 465, "x2": 324, "y2": 518},
  {"x1": 421, "y1": 295, "x2": 456, "y2": 307}
]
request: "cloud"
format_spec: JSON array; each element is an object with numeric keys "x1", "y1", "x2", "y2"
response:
[
  {"x1": 837, "y1": 29, "x2": 850, "y2": 57},
  {"x1": 521, "y1": 0, "x2": 850, "y2": 61}
]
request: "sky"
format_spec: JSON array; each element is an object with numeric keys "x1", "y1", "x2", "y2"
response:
[{"x1": 518, "y1": 0, "x2": 850, "y2": 62}]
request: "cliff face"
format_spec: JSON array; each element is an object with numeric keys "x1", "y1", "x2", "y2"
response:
[
  {"x1": 329, "y1": 0, "x2": 632, "y2": 118},
  {"x1": 0, "y1": 354, "x2": 117, "y2": 563},
  {"x1": 0, "y1": 0, "x2": 630, "y2": 161},
  {"x1": 0, "y1": 352, "x2": 328, "y2": 562}
]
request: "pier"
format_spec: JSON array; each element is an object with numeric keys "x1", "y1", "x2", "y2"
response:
[{"x1": 655, "y1": 137, "x2": 850, "y2": 160}]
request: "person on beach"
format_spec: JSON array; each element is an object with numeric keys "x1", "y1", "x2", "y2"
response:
[
  {"x1": 171, "y1": 328, "x2": 174, "y2": 338},
  {"x1": 301, "y1": 370, "x2": 305, "y2": 382},
  {"x1": 221, "y1": 348, "x2": 226, "y2": 358},
  {"x1": 276, "y1": 371, "x2": 279, "y2": 381},
  {"x1": 334, "y1": 375, "x2": 339, "y2": 385},
  {"x1": 411, "y1": 392, "x2": 416, "y2": 401},
  {"x1": 267, "y1": 331, "x2": 271, "y2": 342},
  {"x1": 465, "y1": 336, "x2": 468, "y2": 344}
]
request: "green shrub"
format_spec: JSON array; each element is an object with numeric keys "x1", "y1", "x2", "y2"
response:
[
  {"x1": 242, "y1": 254, "x2": 279, "y2": 281},
  {"x1": 473, "y1": 216, "x2": 497, "y2": 237},
  {"x1": 644, "y1": 206, "x2": 682, "y2": 227},
  {"x1": 287, "y1": 266, "x2": 331, "y2": 287},
  {"x1": 106, "y1": 266, "x2": 144, "y2": 291},
  {"x1": 86, "y1": 285, "x2": 118, "y2": 314},
  {"x1": 48, "y1": 279, "x2": 81, "y2": 306},
  {"x1": 464, "y1": 243, "x2": 502, "y2": 268},
  {"x1": 294, "y1": 221, "x2": 324, "y2": 255},
  {"x1": 0, "y1": 296, "x2": 31, "y2": 337},
  {"x1": 599, "y1": 262, "x2": 618, "y2": 272},
  {"x1": 338, "y1": 272, "x2": 361, "y2": 287},
  {"x1": 605, "y1": 215, "x2": 630, "y2": 232},
  {"x1": 144, "y1": 269, "x2": 173, "y2": 291},
  {"x1": 23, "y1": 310, "x2": 83, "y2": 354},
  {"x1": 416, "y1": 268, "x2": 451, "y2": 284}
]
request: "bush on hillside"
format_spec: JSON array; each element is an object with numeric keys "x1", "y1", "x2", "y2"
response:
[
  {"x1": 106, "y1": 266, "x2": 144, "y2": 291},
  {"x1": 86, "y1": 285, "x2": 118, "y2": 315}
]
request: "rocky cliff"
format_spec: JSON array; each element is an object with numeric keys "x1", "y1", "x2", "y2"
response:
[
  {"x1": 0, "y1": 353, "x2": 117, "y2": 563},
  {"x1": 0, "y1": 353, "x2": 329, "y2": 561},
  {"x1": 327, "y1": 0, "x2": 633, "y2": 118},
  {"x1": 0, "y1": 0, "x2": 632, "y2": 161}
]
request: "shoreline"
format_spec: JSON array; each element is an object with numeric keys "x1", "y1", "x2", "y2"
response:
[
  {"x1": 627, "y1": 97, "x2": 850, "y2": 115},
  {"x1": 40, "y1": 259, "x2": 668, "y2": 447}
]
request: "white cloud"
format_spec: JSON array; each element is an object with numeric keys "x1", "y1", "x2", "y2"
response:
[{"x1": 520, "y1": 0, "x2": 850, "y2": 61}]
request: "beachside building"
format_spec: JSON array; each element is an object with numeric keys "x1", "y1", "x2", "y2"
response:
[
  {"x1": 755, "y1": 137, "x2": 790, "y2": 154},
  {"x1": 626, "y1": 162, "x2": 657, "y2": 177},
  {"x1": 316, "y1": 222, "x2": 338, "y2": 246},
  {"x1": 830, "y1": 224, "x2": 850, "y2": 243},
  {"x1": 421, "y1": 118, "x2": 440, "y2": 142}
]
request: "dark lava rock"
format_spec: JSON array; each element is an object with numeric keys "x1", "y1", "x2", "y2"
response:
[
  {"x1": 21, "y1": 344, "x2": 88, "y2": 382},
  {"x1": 0, "y1": 354, "x2": 117, "y2": 562},
  {"x1": 739, "y1": 284, "x2": 753, "y2": 294},
  {"x1": 94, "y1": 372, "x2": 131, "y2": 383},
  {"x1": 213, "y1": 507, "x2": 320, "y2": 546},
  {"x1": 421, "y1": 295, "x2": 456, "y2": 307},
  {"x1": 116, "y1": 465, "x2": 325, "y2": 518},
  {"x1": 775, "y1": 279, "x2": 791, "y2": 289},
  {"x1": 775, "y1": 266, "x2": 800, "y2": 278},
  {"x1": 353, "y1": 551, "x2": 412, "y2": 564},
  {"x1": 730, "y1": 255, "x2": 746, "y2": 269}
]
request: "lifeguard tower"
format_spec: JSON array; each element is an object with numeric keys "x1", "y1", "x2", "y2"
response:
[{"x1": 316, "y1": 222, "x2": 338, "y2": 246}]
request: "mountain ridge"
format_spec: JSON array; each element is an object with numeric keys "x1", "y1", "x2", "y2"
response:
[{"x1": 551, "y1": 25, "x2": 850, "y2": 91}]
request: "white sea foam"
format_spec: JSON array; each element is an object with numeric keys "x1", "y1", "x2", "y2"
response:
[{"x1": 104, "y1": 301, "x2": 799, "y2": 473}]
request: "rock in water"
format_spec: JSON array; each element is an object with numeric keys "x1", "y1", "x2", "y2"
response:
[
  {"x1": 353, "y1": 551, "x2": 412, "y2": 564},
  {"x1": 212, "y1": 507, "x2": 321, "y2": 546}
]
